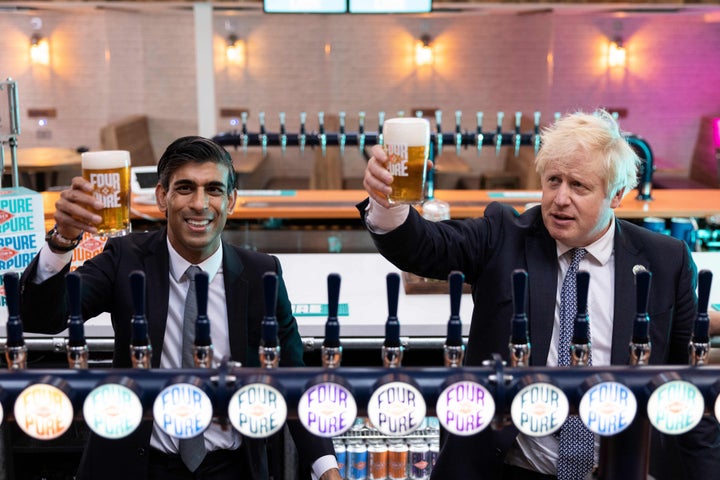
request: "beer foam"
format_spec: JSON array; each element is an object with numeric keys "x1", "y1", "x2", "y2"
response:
[
  {"x1": 383, "y1": 118, "x2": 430, "y2": 146},
  {"x1": 81, "y1": 150, "x2": 130, "y2": 169}
]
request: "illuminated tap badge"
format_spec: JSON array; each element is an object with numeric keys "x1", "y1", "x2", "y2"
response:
[
  {"x1": 367, "y1": 381, "x2": 426, "y2": 437},
  {"x1": 83, "y1": 383, "x2": 143, "y2": 439},
  {"x1": 153, "y1": 383, "x2": 213, "y2": 439},
  {"x1": 579, "y1": 382, "x2": 637, "y2": 436},
  {"x1": 436, "y1": 380, "x2": 495, "y2": 436},
  {"x1": 298, "y1": 382, "x2": 357, "y2": 437},
  {"x1": 228, "y1": 383, "x2": 287, "y2": 438},
  {"x1": 647, "y1": 380, "x2": 704, "y2": 435},
  {"x1": 510, "y1": 382, "x2": 568, "y2": 437},
  {"x1": 14, "y1": 384, "x2": 74, "y2": 440}
]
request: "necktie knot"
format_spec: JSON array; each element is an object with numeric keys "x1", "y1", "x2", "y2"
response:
[{"x1": 569, "y1": 247, "x2": 587, "y2": 268}]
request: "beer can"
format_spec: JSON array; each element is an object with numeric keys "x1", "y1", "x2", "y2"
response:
[
  {"x1": 387, "y1": 441, "x2": 408, "y2": 480},
  {"x1": 429, "y1": 440, "x2": 440, "y2": 471},
  {"x1": 368, "y1": 442, "x2": 388, "y2": 479},
  {"x1": 347, "y1": 442, "x2": 368, "y2": 480},
  {"x1": 409, "y1": 442, "x2": 430, "y2": 479},
  {"x1": 334, "y1": 440, "x2": 347, "y2": 479}
]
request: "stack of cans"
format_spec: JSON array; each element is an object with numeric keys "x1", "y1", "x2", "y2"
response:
[{"x1": 332, "y1": 437, "x2": 438, "y2": 479}]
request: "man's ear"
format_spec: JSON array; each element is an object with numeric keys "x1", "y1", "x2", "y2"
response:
[
  {"x1": 227, "y1": 189, "x2": 237, "y2": 214},
  {"x1": 155, "y1": 184, "x2": 167, "y2": 214},
  {"x1": 610, "y1": 187, "x2": 625, "y2": 208}
]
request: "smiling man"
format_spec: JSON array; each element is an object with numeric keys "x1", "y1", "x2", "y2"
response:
[
  {"x1": 20, "y1": 136, "x2": 341, "y2": 480},
  {"x1": 358, "y1": 110, "x2": 720, "y2": 480}
]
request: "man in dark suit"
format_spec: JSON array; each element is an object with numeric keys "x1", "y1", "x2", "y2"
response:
[
  {"x1": 359, "y1": 110, "x2": 720, "y2": 480},
  {"x1": 20, "y1": 136, "x2": 341, "y2": 480}
]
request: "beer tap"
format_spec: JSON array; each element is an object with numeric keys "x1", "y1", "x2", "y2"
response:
[
  {"x1": 299, "y1": 112, "x2": 307, "y2": 155},
  {"x1": 689, "y1": 270, "x2": 713, "y2": 366},
  {"x1": 193, "y1": 271, "x2": 213, "y2": 368},
  {"x1": 435, "y1": 110, "x2": 443, "y2": 155},
  {"x1": 321, "y1": 273, "x2": 342, "y2": 368},
  {"x1": 444, "y1": 271, "x2": 465, "y2": 367},
  {"x1": 570, "y1": 271, "x2": 591, "y2": 366},
  {"x1": 240, "y1": 112, "x2": 249, "y2": 153},
  {"x1": 258, "y1": 112, "x2": 267, "y2": 157},
  {"x1": 338, "y1": 111, "x2": 346, "y2": 156},
  {"x1": 495, "y1": 111, "x2": 504, "y2": 157},
  {"x1": 129, "y1": 271, "x2": 152, "y2": 369},
  {"x1": 66, "y1": 271, "x2": 89, "y2": 369},
  {"x1": 279, "y1": 112, "x2": 287, "y2": 155},
  {"x1": 513, "y1": 112, "x2": 522, "y2": 157},
  {"x1": 3, "y1": 272, "x2": 26, "y2": 370},
  {"x1": 358, "y1": 111, "x2": 366, "y2": 154},
  {"x1": 508, "y1": 270, "x2": 531, "y2": 367},
  {"x1": 554, "y1": 112, "x2": 561, "y2": 123},
  {"x1": 318, "y1": 111, "x2": 327, "y2": 157},
  {"x1": 476, "y1": 111, "x2": 484, "y2": 156},
  {"x1": 377, "y1": 111, "x2": 385, "y2": 147},
  {"x1": 629, "y1": 269, "x2": 652, "y2": 366},
  {"x1": 382, "y1": 272, "x2": 403, "y2": 368},
  {"x1": 455, "y1": 110, "x2": 463, "y2": 155},
  {"x1": 259, "y1": 272, "x2": 281, "y2": 369},
  {"x1": 532, "y1": 111, "x2": 541, "y2": 155}
]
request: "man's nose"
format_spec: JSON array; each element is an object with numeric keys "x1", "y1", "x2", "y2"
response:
[{"x1": 190, "y1": 189, "x2": 210, "y2": 208}]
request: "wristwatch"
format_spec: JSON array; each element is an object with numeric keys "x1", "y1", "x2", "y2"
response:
[{"x1": 45, "y1": 225, "x2": 84, "y2": 252}]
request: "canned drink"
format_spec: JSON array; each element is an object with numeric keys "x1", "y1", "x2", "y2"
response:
[
  {"x1": 429, "y1": 440, "x2": 440, "y2": 471},
  {"x1": 368, "y1": 442, "x2": 388, "y2": 479},
  {"x1": 409, "y1": 442, "x2": 430, "y2": 479},
  {"x1": 347, "y1": 442, "x2": 368, "y2": 480},
  {"x1": 334, "y1": 440, "x2": 347, "y2": 479},
  {"x1": 387, "y1": 442, "x2": 408, "y2": 480}
]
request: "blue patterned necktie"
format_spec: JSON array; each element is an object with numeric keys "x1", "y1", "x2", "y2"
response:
[
  {"x1": 557, "y1": 248, "x2": 595, "y2": 480},
  {"x1": 179, "y1": 265, "x2": 206, "y2": 472}
]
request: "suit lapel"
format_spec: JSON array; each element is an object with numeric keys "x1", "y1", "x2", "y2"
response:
[
  {"x1": 526, "y1": 226, "x2": 559, "y2": 366},
  {"x1": 143, "y1": 229, "x2": 170, "y2": 368},
  {"x1": 222, "y1": 244, "x2": 249, "y2": 365}
]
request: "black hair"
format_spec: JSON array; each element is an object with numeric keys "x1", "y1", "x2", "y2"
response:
[{"x1": 157, "y1": 136, "x2": 236, "y2": 191}]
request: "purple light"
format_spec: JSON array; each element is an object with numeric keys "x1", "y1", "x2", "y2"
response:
[{"x1": 713, "y1": 118, "x2": 720, "y2": 148}]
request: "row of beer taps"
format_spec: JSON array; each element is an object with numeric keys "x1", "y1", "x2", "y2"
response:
[{"x1": 214, "y1": 110, "x2": 555, "y2": 159}]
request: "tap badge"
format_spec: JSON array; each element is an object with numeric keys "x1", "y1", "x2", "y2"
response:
[
  {"x1": 83, "y1": 383, "x2": 143, "y2": 439},
  {"x1": 298, "y1": 381, "x2": 357, "y2": 437},
  {"x1": 510, "y1": 382, "x2": 568, "y2": 437},
  {"x1": 153, "y1": 383, "x2": 213, "y2": 439},
  {"x1": 228, "y1": 383, "x2": 287, "y2": 438},
  {"x1": 367, "y1": 381, "x2": 426, "y2": 437},
  {"x1": 14, "y1": 384, "x2": 74, "y2": 440},
  {"x1": 579, "y1": 381, "x2": 637, "y2": 436},
  {"x1": 436, "y1": 380, "x2": 495, "y2": 436},
  {"x1": 647, "y1": 380, "x2": 704, "y2": 435}
]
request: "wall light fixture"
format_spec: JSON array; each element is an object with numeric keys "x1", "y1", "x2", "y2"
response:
[{"x1": 415, "y1": 34, "x2": 433, "y2": 66}]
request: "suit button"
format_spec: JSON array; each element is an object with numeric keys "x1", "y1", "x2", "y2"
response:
[{"x1": 138, "y1": 447, "x2": 147, "y2": 456}]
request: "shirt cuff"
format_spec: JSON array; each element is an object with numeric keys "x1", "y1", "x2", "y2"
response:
[
  {"x1": 311, "y1": 454, "x2": 339, "y2": 479},
  {"x1": 33, "y1": 244, "x2": 73, "y2": 284},
  {"x1": 365, "y1": 198, "x2": 410, "y2": 234}
]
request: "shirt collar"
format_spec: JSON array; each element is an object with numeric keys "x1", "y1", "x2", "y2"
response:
[
  {"x1": 167, "y1": 238, "x2": 223, "y2": 282},
  {"x1": 556, "y1": 216, "x2": 615, "y2": 265}
]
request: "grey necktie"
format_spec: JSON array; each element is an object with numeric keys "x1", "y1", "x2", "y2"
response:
[
  {"x1": 557, "y1": 248, "x2": 594, "y2": 480},
  {"x1": 179, "y1": 265, "x2": 206, "y2": 472}
]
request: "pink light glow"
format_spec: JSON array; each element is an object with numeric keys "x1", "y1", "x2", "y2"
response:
[{"x1": 713, "y1": 118, "x2": 720, "y2": 148}]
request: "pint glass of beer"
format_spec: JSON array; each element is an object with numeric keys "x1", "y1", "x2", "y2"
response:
[
  {"x1": 383, "y1": 117, "x2": 430, "y2": 204},
  {"x1": 81, "y1": 150, "x2": 131, "y2": 237}
]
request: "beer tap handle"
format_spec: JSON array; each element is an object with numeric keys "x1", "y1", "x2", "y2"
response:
[
  {"x1": 509, "y1": 269, "x2": 530, "y2": 367},
  {"x1": 358, "y1": 111, "x2": 366, "y2": 153},
  {"x1": 630, "y1": 269, "x2": 652, "y2": 365},
  {"x1": 435, "y1": 110, "x2": 443, "y2": 155},
  {"x1": 259, "y1": 112, "x2": 267, "y2": 156},
  {"x1": 338, "y1": 111, "x2": 346, "y2": 156},
  {"x1": 444, "y1": 271, "x2": 465, "y2": 367},
  {"x1": 570, "y1": 271, "x2": 591, "y2": 366},
  {"x1": 129, "y1": 270, "x2": 152, "y2": 369},
  {"x1": 690, "y1": 270, "x2": 713, "y2": 365},
  {"x1": 455, "y1": 110, "x2": 463, "y2": 155},
  {"x1": 299, "y1": 112, "x2": 307, "y2": 154},
  {"x1": 3, "y1": 272, "x2": 26, "y2": 370},
  {"x1": 533, "y1": 111, "x2": 541, "y2": 155},
  {"x1": 378, "y1": 111, "x2": 385, "y2": 146},
  {"x1": 554, "y1": 112, "x2": 561, "y2": 123},
  {"x1": 279, "y1": 112, "x2": 287, "y2": 155},
  {"x1": 241, "y1": 111, "x2": 248, "y2": 152},
  {"x1": 260, "y1": 272, "x2": 280, "y2": 368},
  {"x1": 382, "y1": 272, "x2": 403, "y2": 367},
  {"x1": 476, "y1": 112, "x2": 484, "y2": 156},
  {"x1": 513, "y1": 111, "x2": 522, "y2": 157},
  {"x1": 66, "y1": 271, "x2": 88, "y2": 369},
  {"x1": 318, "y1": 111, "x2": 327, "y2": 157},
  {"x1": 322, "y1": 273, "x2": 342, "y2": 368},
  {"x1": 495, "y1": 111, "x2": 504, "y2": 157},
  {"x1": 193, "y1": 271, "x2": 213, "y2": 368}
]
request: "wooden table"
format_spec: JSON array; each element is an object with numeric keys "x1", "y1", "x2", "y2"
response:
[
  {"x1": 40, "y1": 188, "x2": 720, "y2": 224},
  {"x1": 5, "y1": 147, "x2": 82, "y2": 191}
]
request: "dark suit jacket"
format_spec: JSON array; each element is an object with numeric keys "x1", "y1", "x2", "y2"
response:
[
  {"x1": 19, "y1": 227, "x2": 333, "y2": 479},
  {"x1": 360, "y1": 199, "x2": 720, "y2": 479}
]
